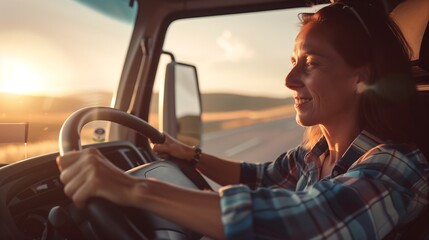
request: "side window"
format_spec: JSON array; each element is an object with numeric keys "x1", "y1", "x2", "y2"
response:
[
  {"x1": 151, "y1": 8, "x2": 321, "y2": 163},
  {"x1": 0, "y1": 1, "x2": 137, "y2": 163}
]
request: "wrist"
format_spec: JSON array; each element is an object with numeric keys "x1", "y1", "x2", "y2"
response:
[
  {"x1": 129, "y1": 179, "x2": 151, "y2": 208},
  {"x1": 189, "y1": 146, "x2": 202, "y2": 167}
]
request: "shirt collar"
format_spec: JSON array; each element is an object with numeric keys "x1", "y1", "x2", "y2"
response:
[{"x1": 306, "y1": 130, "x2": 384, "y2": 177}]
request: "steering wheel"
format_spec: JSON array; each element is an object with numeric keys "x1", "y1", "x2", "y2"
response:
[{"x1": 58, "y1": 106, "x2": 211, "y2": 240}]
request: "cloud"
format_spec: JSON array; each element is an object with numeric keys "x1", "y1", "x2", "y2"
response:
[{"x1": 216, "y1": 30, "x2": 254, "y2": 62}]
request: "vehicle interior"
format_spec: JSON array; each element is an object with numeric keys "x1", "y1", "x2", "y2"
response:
[{"x1": 0, "y1": 0, "x2": 428, "y2": 239}]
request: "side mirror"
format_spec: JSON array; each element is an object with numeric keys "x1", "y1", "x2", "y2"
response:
[{"x1": 160, "y1": 55, "x2": 203, "y2": 146}]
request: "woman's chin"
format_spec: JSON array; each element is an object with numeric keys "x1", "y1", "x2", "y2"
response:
[{"x1": 295, "y1": 115, "x2": 317, "y2": 127}]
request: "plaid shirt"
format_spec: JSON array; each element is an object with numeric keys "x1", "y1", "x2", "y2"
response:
[{"x1": 219, "y1": 131, "x2": 429, "y2": 239}]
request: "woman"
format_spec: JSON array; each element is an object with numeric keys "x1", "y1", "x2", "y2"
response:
[{"x1": 57, "y1": 1, "x2": 429, "y2": 239}]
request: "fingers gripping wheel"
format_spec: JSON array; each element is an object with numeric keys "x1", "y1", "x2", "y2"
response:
[{"x1": 57, "y1": 107, "x2": 204, "y2": 240}]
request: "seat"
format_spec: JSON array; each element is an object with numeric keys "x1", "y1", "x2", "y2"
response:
[
  {"x1": 413, "y1": 21, "x2": 429, "y2": 162},
  {"x1": 384, "y1": 21, "x2": 429, "y2": 240}
]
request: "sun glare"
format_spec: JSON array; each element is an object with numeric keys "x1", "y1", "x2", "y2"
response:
[{"x1": 0, "y1": 58, "x2": 43, "y2": 95}]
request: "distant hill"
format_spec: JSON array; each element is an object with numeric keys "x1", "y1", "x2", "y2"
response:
[
  {"x1": 0, "y1": 92, "x2": 293, "y2": 115},
  {"x1": 0, "y1": 92, "x2": 112, "y2": 114},
  {"x1": 151, "y1": 92, "x2": 294, "y2": 113},
  {"x1": 201, "y1": 93, "x2": 293, "y2": 112},
  {"x1": 0, "y1": 91, "x2": 294, "y2": 144}
]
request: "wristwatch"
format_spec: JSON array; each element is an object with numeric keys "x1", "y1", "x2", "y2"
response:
[{"x1": 190, "y1": 146, "x2": 202, "y2": 167}]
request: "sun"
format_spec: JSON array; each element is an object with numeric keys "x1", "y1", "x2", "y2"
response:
[{"x1": 0, "y1": 58, "x2": 43, "y2": 95}]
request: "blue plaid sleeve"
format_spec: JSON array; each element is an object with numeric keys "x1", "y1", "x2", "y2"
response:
[
  {"x1": 219, "y1": 146, "x2": 429, "y2": 240},
  {"x1": 239, "y1": 146, "x2": 306, "y2": 190}
]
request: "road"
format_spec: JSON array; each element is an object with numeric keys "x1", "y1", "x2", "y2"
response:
[
  {"x1": 201, "y1": 116, "x2": 304, "y2": 189},
  {"x1": 202, "y1": 116, "x2": 304, "y2": 163}
]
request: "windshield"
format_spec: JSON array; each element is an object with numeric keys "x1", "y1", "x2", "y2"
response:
[{"x1": 0, "y1": 0, "x2": 137, "y2": 164}]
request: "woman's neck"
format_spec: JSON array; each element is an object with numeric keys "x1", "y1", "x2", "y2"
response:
[{"x1": 320, "y1": 123, "x2": 361, "y2": 164}]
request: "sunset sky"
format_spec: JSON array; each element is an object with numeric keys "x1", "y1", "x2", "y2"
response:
[
  {"x1": 0, "y1": 0, "x2": 134, "y2": 96},
  {"x1": 0, "y1": 0, "x2": 322, "y2": 98}
]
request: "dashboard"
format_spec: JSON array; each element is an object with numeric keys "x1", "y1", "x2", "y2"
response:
[{"x1": 0, "y1": 141, "x2": 149, "y2": 240}]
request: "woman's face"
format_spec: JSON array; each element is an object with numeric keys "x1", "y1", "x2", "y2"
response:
[{"x1": 285, "y1": 22, "x2": 363, "y2": 128}]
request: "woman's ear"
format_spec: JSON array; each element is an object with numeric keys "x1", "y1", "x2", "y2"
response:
[
  {"x1": 357, "y1": 64, "x2": 371, "y2": 84},
  {"x1": 356, "y1": 64, "x2": 371, "y2": 93}
]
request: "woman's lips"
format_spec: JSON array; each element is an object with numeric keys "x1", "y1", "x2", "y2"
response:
[{"x1": 294, "y1": 97, "x2": 312, "y2": 109}]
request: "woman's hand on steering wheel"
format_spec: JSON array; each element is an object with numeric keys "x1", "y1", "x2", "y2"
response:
[
  {"x1": 152, "y1": 133, "x2": 195, "y2": 163},
  {"x1": 56, "y1": 148, "x2": 137, "y2": 208}
]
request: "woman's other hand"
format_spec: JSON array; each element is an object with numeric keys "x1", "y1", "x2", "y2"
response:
[{"x1": 152, "y1": 133, "x2": 195, "y2": 162}]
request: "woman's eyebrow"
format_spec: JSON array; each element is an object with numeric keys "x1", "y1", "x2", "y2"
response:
[
  {"x1": 304, "y1": 50, "x2": 338, "y2": 63},
  {"x1": 292, "y1": 51, "x2": 328, "y2": 61},
  {"x1": 304, "y1": 50, "x2": 326, "y2": 58}
]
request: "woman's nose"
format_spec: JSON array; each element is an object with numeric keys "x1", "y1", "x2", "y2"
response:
[{"x1": 285, "y1": 65, "x2": 304, "y2": 90}]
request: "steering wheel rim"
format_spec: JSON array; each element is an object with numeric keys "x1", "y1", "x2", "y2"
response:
[
  {"x1": 58, "y1": 106, "x2": 165, "y2": 156},
  {"x1": 58, "y1": 106, "x2": 209, "y2": 240}
]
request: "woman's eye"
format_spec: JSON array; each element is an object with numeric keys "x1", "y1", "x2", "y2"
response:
[{"x1": 304, "y1": 59, "x2": 318, "y2": 71}]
